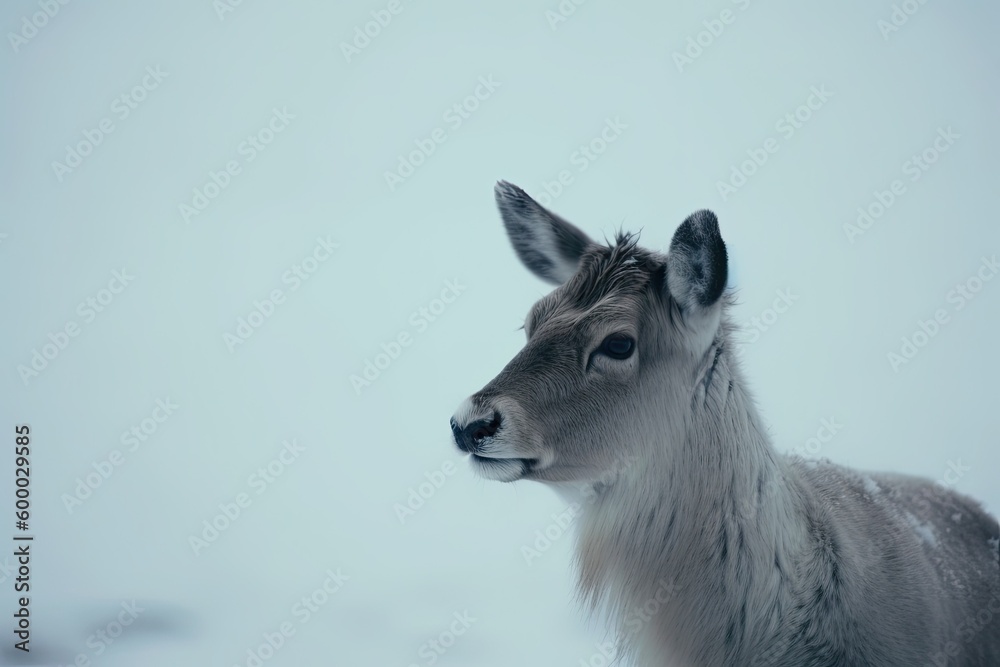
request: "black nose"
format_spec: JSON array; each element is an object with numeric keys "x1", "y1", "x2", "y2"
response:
[{"x1": 451, "y1": 413, "x2": 501, "y2": 453}]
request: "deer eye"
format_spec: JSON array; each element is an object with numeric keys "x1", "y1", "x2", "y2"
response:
[{"x1": 599, "y1": 333, "x2": 635, "y2": 360}]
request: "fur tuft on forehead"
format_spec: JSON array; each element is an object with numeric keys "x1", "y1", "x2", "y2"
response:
[{"x1": 562, "y1": 231, "x2": 659, "y2": 310}]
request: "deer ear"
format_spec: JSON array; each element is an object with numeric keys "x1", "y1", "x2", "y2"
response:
[
  {"x1": 666, "y1": 210, "x2": 728, "y2": 310},
  {"x1": 494, "y1": 181, "x2": 592, "y2": 285}
]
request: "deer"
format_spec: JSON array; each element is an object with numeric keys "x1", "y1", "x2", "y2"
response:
[{"x1": 449, "y1": 181, "x2": 1000, "y2": 666}]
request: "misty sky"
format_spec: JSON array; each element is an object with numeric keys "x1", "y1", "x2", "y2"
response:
[{"x1": 1, "y1": 1, "x2": 998, "y2": 665}]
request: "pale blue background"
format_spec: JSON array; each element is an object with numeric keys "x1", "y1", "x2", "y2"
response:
[{"x1": 1, "y1": 1, "x2": 998, "y2": 665}]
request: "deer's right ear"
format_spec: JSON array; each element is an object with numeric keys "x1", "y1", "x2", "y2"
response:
[
  {"x1": 665, "y1": 210, "x2": 728, "y2": 311},
  {"x1": 494, "y1": 181, "x2": 592, "y2": 285}
]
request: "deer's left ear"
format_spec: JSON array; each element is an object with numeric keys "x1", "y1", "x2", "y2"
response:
[
  {"x1": 665, "y1": 210, "x2": 728, "y2": 310},
  {"x1": 494, "y1": 180, "x2": 593, "y2": 285}
]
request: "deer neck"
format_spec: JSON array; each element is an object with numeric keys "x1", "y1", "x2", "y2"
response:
[{"x1": 574, "y1": 345, "x2": 810, "y2": 662}]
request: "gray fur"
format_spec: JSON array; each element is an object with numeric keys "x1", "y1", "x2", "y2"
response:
[
  {"x1": 494, "y1": 180, "x2": 592, "y2": 285},
  {"x1": 452, "y1": 183, "x2": 1000, "y2": 666}
]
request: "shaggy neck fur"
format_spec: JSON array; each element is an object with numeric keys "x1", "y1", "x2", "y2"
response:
[{"x1": 575, "y1": 333, "x2": 818, "y2": 666}]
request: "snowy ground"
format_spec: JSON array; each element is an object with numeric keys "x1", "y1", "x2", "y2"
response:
[{"x1": 1, "y1": 1, "x2": 998, "y2": 665}]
